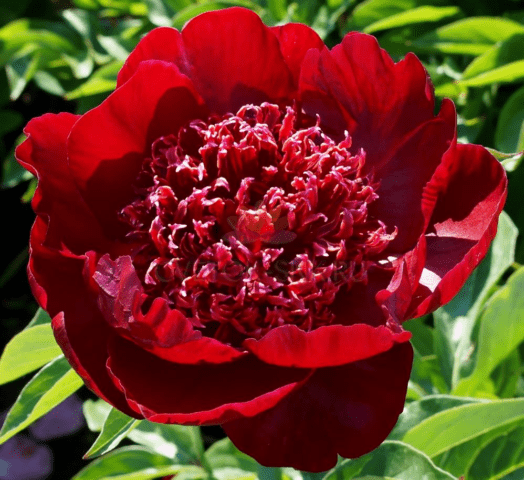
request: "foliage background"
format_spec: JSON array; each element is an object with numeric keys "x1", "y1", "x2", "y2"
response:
[{"x1": 1, "y1": 0, "x2": 524, "y2": 479}]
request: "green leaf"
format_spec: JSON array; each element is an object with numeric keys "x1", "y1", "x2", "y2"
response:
[
  {"x1": 402, "y1": 398, "x2": 524, "y2": 459},
  {"x1": 267, "y1": 0, "x2": 287, "y2": 21},
  {"x1": 26, "y1": 307, "x2": 52, "y2": 329},
  {"x1": 324, "y1": 441, "x2": 456, "y2": 480},
  {"x1": 73, "y1": 446, "x2": 206, "y2": 480},
  {"x1": 0, "y1": 19, "x2": 79, "y2": 66},
  {"x1": 460, "y1": 60, "x2": 524, "y2": 87},
  {"x1": 0, "y1": 324, "x2": 62, "y2": 385},
  {"x1": 412, "y1": 17, "x2": 524, "y2": 56},
  {"x1": 84, "y1": 408, "x2": 140, "y2": 459},
  {"x1": 144, "y1": 0, "x2": 174, "y2": 26},
  {"x1": 66, "y1": 60, "x2": 122, "y2": 100},
  {"x1": 128, "y1": 422, "x2": 204, "y2": 464},
  {"x1": 462, "y1": 34, "x2": 524, "y2": 80},
  {"x1": 433, "y1": 211, "x2": 518, "y2": 388},
  {"x1": 495, "y1": 84, "x2": 524, "y2": 154},
  {"x1": 346, "y1": 0, "x2": 416, "y2": 32},
  {"x1": 0, "y1": 356, "x2": 83, "y2": 444},
  {"x1": 83, "y1": 398, "x2": 112, "y2": 432},
  {"x1": 5, "y1": 51, "x2": 41, "y2": 100},
  {"x1": 206, "y1": 438, "x2": 260, "y2": 474},
  {"x1": 364, "y1": 6, "x2": 461, "y2": 34},
  {"x1": 467, "y1": 421, "x2": 524, "y2": 480},
  {"x1": 454, "y1": 266, "x2": 524, "y2": 396},
  {"x1": 486, "y1": 148, "x2": 524, "y2": 172},
  {"x1": 389, "y1": 395, "x2": 484, "y2": 441}
]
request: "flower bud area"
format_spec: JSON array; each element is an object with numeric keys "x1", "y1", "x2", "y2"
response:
[{"x1": 115, "y1": 102, "x2": 397, "y2": 345}]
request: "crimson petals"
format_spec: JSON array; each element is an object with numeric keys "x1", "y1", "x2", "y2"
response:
[
  {"x1": 118, "y1": 8, "x2": 295, "y2": 114},
  {"x1": 107, "y1": 335, "x2": 311, "y2": 425},
  {"x1": 223, "y1": 342, "x2": 413, "y2": 472},
  {"x1": 244, "y1": 323, "x2": 410, "y2": 368},
  {"x1": 412, "y1": 143, "x2": 507, "y2": 317},
  {"x1": 270, "y1": 23, "x2": 325, "y2": 86},
  {"x1": 67, "y1": 60, "x2": 207, "y2": 239}
]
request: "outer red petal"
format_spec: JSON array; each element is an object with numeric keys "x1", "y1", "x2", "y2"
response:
[
  {"x1": 410, "y1": 143, "x2": 507, "y2": 317},
  {"x1": 15, "y1": 113, "x2": 110, "y2": 254},
  {"x1": 270, "y1": 23, "x2": 325, "y2": 86},
  {"x1": 107, "y1": 335, "x2": 311, "y2": 425},
  {"x1": 300, "y1": 34, "x2": 451, "y2": 253},
  {"x1": 94, "y1": 254, "x2": 246, "y2": 364},
  {"x1": 68, "y1": 60, "x2": 207, "y2": 239},
  {"x1": 16, "y1": 114, "x2": 137, "y2": 417},
  {"x1": 223, "y1": 342, "x2": 413, "y2": 472},
  {"x1": 117, "y1": 8, "x2": 295, "y2": 114},
  {"x1": 243, "y1": 323, "x2": 410, "y2": 368}
]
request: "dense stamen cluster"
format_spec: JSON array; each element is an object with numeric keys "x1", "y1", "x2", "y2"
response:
[{"x1": 119, "y1": 103, "x2": 396, "y2": 343}]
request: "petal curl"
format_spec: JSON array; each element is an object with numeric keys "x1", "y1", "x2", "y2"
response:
[
  {"x1": 107, "y1": 335, "x2": 311, "y2": 425},
  {"x1": 118, "y1": 8, "x2": 295, "y2": 113},
  {"x1": 411, "y1": 143, "x2": 507, "y2": 317},
  {"x1": 270, "y1": 23, "x2": 325, "y2": 86},
  {"x1": 243, "y1": 323, "x2": 410, "y2": 368},
  {"x1": 300, "y1": 34, "x2": 451, "y2": 252},
  {"x1": 94, "y1": 254, "x2": 245, "y2": 364},
  {"x1": 68, "y1": 60, "x2": 207, "y2": 239},
  {"x1": 223, "y1": 342, "x2": 413, "y2": 472},
  {"x1": 15, "y1": 113, "x2": 110, "y2": 254}
]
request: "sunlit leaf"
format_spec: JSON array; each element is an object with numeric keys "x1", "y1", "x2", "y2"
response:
[{"x1": 0, "y1": 356, "x2": 83, "y2": 444}]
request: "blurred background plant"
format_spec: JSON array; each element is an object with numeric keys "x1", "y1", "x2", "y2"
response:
[{"x1": 1, "y1": 0, "x2": 524, "y2": 479}]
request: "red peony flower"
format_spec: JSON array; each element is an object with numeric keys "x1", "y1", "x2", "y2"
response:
[{"x1": 17, "y1": 7, "x2": 507, "y2": 472}]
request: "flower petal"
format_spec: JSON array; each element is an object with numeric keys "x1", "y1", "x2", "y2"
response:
[
  {"x1": 94, "y1": 254, "x2": 245, "y2": 364},
  {"x1": 107, "y1": 335, "x2": 311, "y2": 425},
  {"x1": 68, "y1": 60, "x2": 207, "y2": 239},
  {"x1": 15, "y1": 113, "x2": 111, "y2": 254},
  {"x1": 244, "y1": 323, "x2": 410, "y2": 368},
  {"x1": 411, "y1": 142, "x2": 507, "y2": 317},
  {"x1": 270, "y1": 23, "x2": 325, "y2": 86},
  {"x1": 300, "y1": 35, "x2": 453, "y2": 253},
  {"x1": 223, "y1": 342, "x2": 413, "y2": 472},
  {"x1": 118, "y1": 8, "x2": 295, "y2": 114}
]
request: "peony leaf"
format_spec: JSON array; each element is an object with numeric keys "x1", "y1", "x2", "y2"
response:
[
  {"x1": 65, "y1": 60, "x2": 123, "y2": 100},
  {"x1": 0, "y1": 355, "x2": 83, "y2": 444},
  {"x1": 128, "y1": 421, "x2": 205, "y2": 464},
  {"x1": 205, "y1": 437, "x2": 260, "y2": 475},
  {"x1": 402, "y1": 398, "x2": 524, "y2": 460},
  {"x1": 433, "y1": 211, "x2": 518, "y2": 389},
  {"x1": 412, "y1": 17, "x2": 524, "y2": 56},
  {"x1": 345, "y1": 0, "x2": 416, "y2": 32},
  {"x1": 462, "y1": 34, "x2": 524, "y2": 81},
  {"x1": 495, "y1": 84, "x2": 524, "y2": 155},
  {"x1": 84, "y1": 407, "x2": 140, "y2": 459},
  {"x1": 453, "y1": 266, "x2": 524, "y2": 397},
  {"x1": 73, "y1": 446, "x2": 206, "y2": 480},
  {"x1": 323, "y1": 441, "x2": 456, "y2": 480},
  {"x1": 364, "y1": 6, "x2": 461, "y2": 34},
  {"x1": 388, "y1": 395, "x2": 484, "y2": 441},
  {"x1": 83, "y1": 398, "x2": 113, "y2": 432},
  {"x1": 0, "y1": 323, "x2": 62, "y2": 385},
  {"x1": 460, "y1": 60, "x2": 524, "y2": 87}
]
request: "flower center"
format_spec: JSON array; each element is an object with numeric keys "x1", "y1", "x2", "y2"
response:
[{"x1": 119, "y1": 103, "x2": 396, "y2": 344}]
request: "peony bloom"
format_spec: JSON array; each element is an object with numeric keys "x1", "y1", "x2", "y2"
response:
[{"x1": 17, "y1": 7, "x2": 506, "y2": 472}]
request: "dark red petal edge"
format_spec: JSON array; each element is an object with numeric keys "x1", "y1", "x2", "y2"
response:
[
  {"x1": 67, "y1": 60, "x2": 207, "y2": 239},
  {"x1": 107, "y1": 335, "x2": 311, "y2": 425},
  {"x1": 94, "y1": 254, "x2": 246, "y2": 364},
  {"x1": 223, "y1": 342, "x2": 413, "y2": 472},
  {"x1": 410, "y1": 142, "x2": 507, "y2": 317},
  {"x1": 117, "y1": 8, "x2": 296, "y2": 113},
  {"x1": 243, "y1": 323, "x2": 410, "y2": 368}
]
